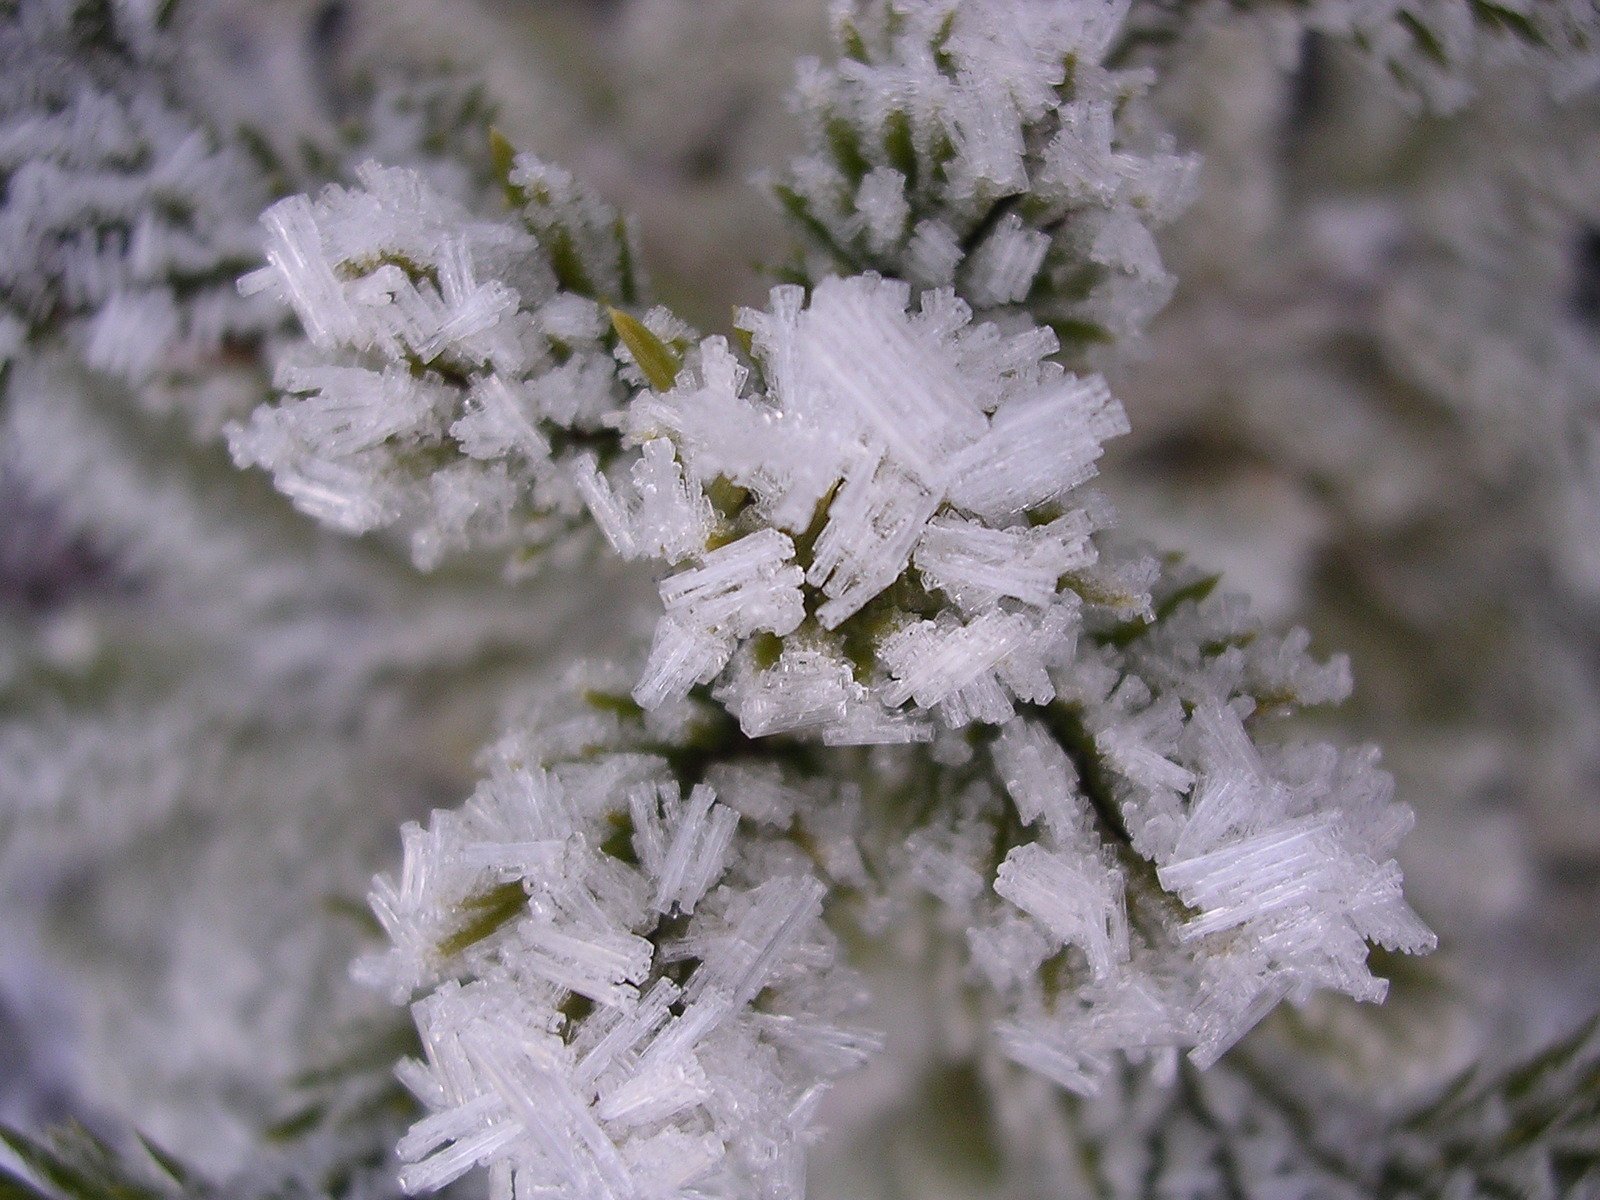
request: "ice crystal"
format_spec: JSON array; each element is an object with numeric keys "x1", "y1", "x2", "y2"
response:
[
  {"x1": 358, "y1": 672, "x2": 879, "y2": 1199},
  {"x1": 592, "y1": 273, "x2": 1130, "y2": 736},
  {"x1": 229, "y1": 157, "x2": 640, "y2": 571},
  {"x1": 817, "y1": 562, "x2": 1437, "y2": 1098}
]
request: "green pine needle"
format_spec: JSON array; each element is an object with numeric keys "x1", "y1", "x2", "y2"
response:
[
  {"x1": 436, "y1": 880, "x2": 528, "y2": 960},
  {"x1": 609, "y1": 308, "x2": 681, "y2": 391}
]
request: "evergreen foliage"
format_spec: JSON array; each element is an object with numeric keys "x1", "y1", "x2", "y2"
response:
[{"x1": 1, "y1": 1, "x2": 1596, "y2": 1198}]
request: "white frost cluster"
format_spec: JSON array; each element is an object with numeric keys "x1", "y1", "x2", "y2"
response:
[
  {"x1": 0, "y1": 0, "x2": 541, "y2": 445},
  {"x1": 357, "y1": 673, "x2": 879, "y2": 1199},
  {"x1": 15, "y1": 1, "x2": 1479, "y2": 1192},
  {"x1": 878, "y1": 569, "x2": 1435, "y2": 1096},
  {"x1": 587, "y1": 273, "x2": 1135, "y2": 738},
  {"x1": 0, "y1": 0, "x2": 275, "y2": 417},
  {"x1": 777, "y1": 0, "x2": 1198, "y2": 356},
  {"x1": 230, "y1": 158, "x2": 638, "y2": 570}
]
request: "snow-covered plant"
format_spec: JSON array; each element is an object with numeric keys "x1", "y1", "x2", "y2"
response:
[
  {"x1": 209, "y1": 3, "x2": 1453, "y2": 1193},
  {"x1": 4, "y1": 0, "x2": 1598, "y2": 1198},
  {"x1": 359, "y1": 667, "x2": 879, "y2": 1198},
  {"x1": 229, "y1": 154, "x2": 640, "y2": 570},
  {"x1": 0, "y1": 0, "x2": 501, "y2": 437},
  {"x1": 0, "y1": 0, "x2": 274, "y2": 426},
  {"x1": 607, "y1": 273, "x2": 1129, "y2": 732},
  {"x1": 773, "y1": 0, "x2": 1198, "y2": 360},
  {"x1": 351, "y1": 602, "x2": 1433, "y2": 1198}
]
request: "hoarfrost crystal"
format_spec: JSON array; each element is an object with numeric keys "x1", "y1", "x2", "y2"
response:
[
  {"x1": 18, "y1": 0, "x2": 1564, "y2": 1194},
  {"x1": 776, "y1": 0, "x2": 1199, "y2": 361},
  {"x1": 602, "y1": 273, "x2": 1129, "y2": 736},
  {"x1": 230, "y1": 156, "x2": 639, "y2": 572},
  {"x1": 359, "y1": 678, "x2": 880, "y2": 1199}
]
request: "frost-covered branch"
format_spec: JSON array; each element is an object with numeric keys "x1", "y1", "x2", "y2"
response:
[
  {"x1": 773, "y1": 0, "x2": 1198, "y2": 361},
  {"x1": 348, "y1": 553, "x2": 1434, "y2": 1196},
  {"x1": 0, "y1": 0, "x2": 506, "y2": 438},
  {"x1": 36, "y1": 0, "x2": 1600, "y2": 1197},
  {"x1": 228, "y1": 156, "x2": 643, "y2": 571},
  {"x1": 219, "y1": 15, "x2": 1441, "y2": 1183},
  {"x1": 0, "y1": 0, "x2": 274, "y2": 426},
  {"x1": 357, "y1": 667, "x2": 878, "y2": 1199}
]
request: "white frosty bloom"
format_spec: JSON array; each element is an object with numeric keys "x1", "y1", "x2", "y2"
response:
[
  {"x1": 359, "y1": 675, "x2": 880, "y2": 1199},
  {"x1": 590, "y1": 273, "x2": 1133, "y2": 736},
  {"x1": 0, "y1": 0, "x2": 276, "y2": 410},
  {"x1": 230, "y1": 157, "x2": 640, "y2": 572},
  {"x1": 775, "y1": 0, "x2": 1198, "y2": 360},
  {"x1": 828, "y1": 562, "x2": 1437, "y2": 1099}
]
